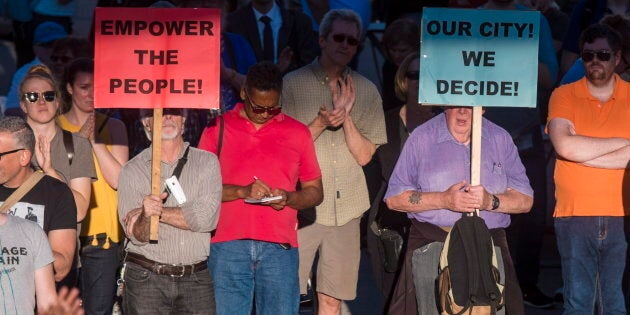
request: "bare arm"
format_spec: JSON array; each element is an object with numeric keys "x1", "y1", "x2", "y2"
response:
[
  {"x1": 159, "y1": 207, "x2": 189, "y2": 230},
  {"x1": 336, "y1": 76, "x2": 376, "y2": 166},
  {"x1": 467, "y1": 186, "x2": 533, "y2": 214},
  {"x1": 47, "y1": 229, "x2": 76, "y2": 282},
  {"x1": 91, "y1": 118, "x2": 129, "y2": 189},
  {"x1": 386, "y1": 181, "x2": 532, "y2": 215},
  {"x1": 69, "y1": 177, "x2": 91, "y2": 222},
  {"x1": 266, "y1": 178, "x2": 323, "y2": 211},
  {"x1": 581, "y1": 145, "x2": 630, "y2": 169},
  {"x1": 342, "y1": 115, "x2": 376, "y2": 166},
  {"x1": 548, "y1": 118, "x2": 630, "y2": 162},
  {"x1": 131, "y1": 193, "x2": 165, "y2": 243},
  {"x1": 35, "y1": 264, "x2": 57, "y2": 313},
  {"x1": 386, "y1": 181, "x2": 479, "y2": 213}
]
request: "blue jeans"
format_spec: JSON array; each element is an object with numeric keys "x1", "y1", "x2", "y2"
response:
[
  {"x1": 208, "y1": 240, "x2": 299, "y2": 315},
  {"x1": 122, "y1": 261, "x2": 215, "y2": 315},
  {"x1": 555, "y1": 216, "x2": 627, "y2": 315},
  {"x1": 79, "y1": 240, "x2": 120, "y2": 315}
]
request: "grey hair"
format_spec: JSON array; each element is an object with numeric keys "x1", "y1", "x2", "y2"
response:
[
  {"x1": 0, "y1": 116, "x2": 35, "y2": 154},
  {"x1": 319, "y1": 9, "x2": 362, "y2": 39}
]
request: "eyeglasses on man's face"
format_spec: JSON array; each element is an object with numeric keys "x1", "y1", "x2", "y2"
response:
[
  {"x1": 0, "y1": 148, "x2": 25, "y2": 160},
  {"x1": 581, "y1": 50, "x2": 612, "y2": 62},
  {"x1": 331, "y1": 34, "x2": 359, "y2": 46},
  {"x1": 23, "y1": 91, "x2": 56, "y2": 103},
  {"x1": 244, "y1": 90, "x2": 282, "y2": 116}
]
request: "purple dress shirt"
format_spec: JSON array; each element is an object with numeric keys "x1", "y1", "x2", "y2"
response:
[{"x1": 384, "y1": 113, "x2": 533, "y2": 229}]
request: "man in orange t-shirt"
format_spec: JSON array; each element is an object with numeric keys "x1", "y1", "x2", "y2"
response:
[{"x1": 547, "y1": 23, "x2": 630, "y2": 314}]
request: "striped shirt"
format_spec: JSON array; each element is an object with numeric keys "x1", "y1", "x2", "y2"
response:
[{"x1": 118, "y1": 143, "x2": 222, "y2": 264}]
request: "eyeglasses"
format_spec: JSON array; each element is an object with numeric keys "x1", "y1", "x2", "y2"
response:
[
  {"x1": 51, "y1": 55, "x2": 72, "y2": 63},
  {"x1": 23, "y1": 91, "x2": 56, "y2": 103},
  {"x1": 405, "y1": 71, "x2": 419, "y2": 81},
  {"x1": 331, "y1": 34, "x2": 360, "y2": 46},
  {"x1": 244, "y1": 90, "x2": 282, "y2": 115},
  {"x1": 0, "y1": 148, "x2": 25, "y2": 160},
  {"x1": 582, "y1": 50, "x2": 612, "y2": 62}
]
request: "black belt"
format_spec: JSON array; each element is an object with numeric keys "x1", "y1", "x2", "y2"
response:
[{"x1": 125, "y1": 252, "x2": 207, "y2": 277}]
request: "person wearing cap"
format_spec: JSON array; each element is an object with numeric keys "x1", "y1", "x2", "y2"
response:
[{"x1": 5, "y1": 21, "x2": 68, "y2": 116}]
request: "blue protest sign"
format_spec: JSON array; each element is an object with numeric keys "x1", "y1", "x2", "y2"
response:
[{"x1": 419, "y1": 8, "x2": 540, "y2": 107}]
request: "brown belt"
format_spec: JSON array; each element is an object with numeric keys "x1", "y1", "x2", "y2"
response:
[{"x1": 125, "y1": 252, "x2": 207, "y2": 277}]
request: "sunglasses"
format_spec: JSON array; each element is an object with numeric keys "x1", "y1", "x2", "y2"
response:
[
  {"x1": 245, "y1": 90, "x2": 282, "y2": 115},
  {"x1": 23, "y1": 91, "x2": 56, "y2": 103},
  {"x1": 0, "y1": 148, "x2": 25, "y2": 160},
  {"x1": 582, "y1": 50, "x2": 612, "y2": 62},
  {"x1": 331, "y1": 34, "x2": 360, "y2": 46},
  {"x1": 405, "y1": 71, "x2": 419, "y2": 81}
]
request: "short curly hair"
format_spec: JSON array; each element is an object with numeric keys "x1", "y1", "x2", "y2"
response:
[{"x1": 244, "y1": 61, "x2": 283, "y2": 93}]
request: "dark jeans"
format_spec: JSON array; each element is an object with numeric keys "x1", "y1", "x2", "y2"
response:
[
  {"x1": 80, "y1": 239, "x2": 120, "y2": 315},
  {"x1": 123, "y1": 261, "x2": 215, "y2": 315},
  {"x1": 555, "y1": 216, "x2": 627, "y2": 314}
]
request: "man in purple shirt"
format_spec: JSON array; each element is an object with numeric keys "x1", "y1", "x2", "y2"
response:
[{"x1": 385, "y1": 107, "x2": 533, "y2": 315}]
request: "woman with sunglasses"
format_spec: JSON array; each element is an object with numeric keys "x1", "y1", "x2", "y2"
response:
[
  {"x1": 380, "y1": 18, "x2": 420, "y2": 112},
  {"x1": 366, "y1": 52, "x2": 435, "y2": 310},
  {"x1": 56, "y1": 58, "x2": 128, "y2": 315},
  {"x1": 19, "y1": 64, "x2": 96, "y2": 287}
]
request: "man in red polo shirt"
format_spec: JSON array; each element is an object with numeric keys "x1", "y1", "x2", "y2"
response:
[{"x1": 198, "y1": 61, "x2": 323, "y2": 315}]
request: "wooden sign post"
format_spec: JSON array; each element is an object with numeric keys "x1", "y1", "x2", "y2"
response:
[{"x1": 94, "y1": 8, "x2": 221, "y2": 242}]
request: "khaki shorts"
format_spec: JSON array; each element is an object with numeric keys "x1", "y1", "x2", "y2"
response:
[{"x1": 298, "y1": 218, "x2": 361, "y2": 300}]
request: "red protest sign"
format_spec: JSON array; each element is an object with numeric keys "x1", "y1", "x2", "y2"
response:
[{"x1": 94, "y1": 7, "x2": 220, "y2": 109}]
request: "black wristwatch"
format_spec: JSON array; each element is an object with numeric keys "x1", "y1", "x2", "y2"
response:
[{"x1": 491, "y1": 195, "x2": 500, "y2": 211}]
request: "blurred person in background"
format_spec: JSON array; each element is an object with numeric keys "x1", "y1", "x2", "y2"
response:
[{"x1": 57, "y1": 58, "x2": 129, "y2": 315}]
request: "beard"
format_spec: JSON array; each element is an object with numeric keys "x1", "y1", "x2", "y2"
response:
[{"x1": 585, "y1": 63, "x2": 611, "y2": 82}]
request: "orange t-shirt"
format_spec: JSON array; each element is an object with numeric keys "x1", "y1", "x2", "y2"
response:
[{"x1": 547, "y1": 75, "x2": 630, "y2": 217}]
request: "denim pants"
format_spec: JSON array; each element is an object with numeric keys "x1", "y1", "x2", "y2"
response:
[
  {"x1": 208, "y1": 240, "x2": 299, "y2": 315},
  {"x1": 122, "y1": 261, "x2": 215, "y2": 315},
  {"x1": 555, "y1": 216, "x2": 627, "y2": 315},
  {"x1": 80, "y1": 240, "x2": 120, "y2": 315},
  {"x1": 412, "y1": 241, "x2": 506, "y2": 315}
]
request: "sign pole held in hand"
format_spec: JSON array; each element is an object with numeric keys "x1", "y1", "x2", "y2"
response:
[
  {"x1": 419, "y1": 8, "x2": 540, "y2": 216},
  {"x1": 94, "y1": 8, "x2": 221, "y2": 242}
]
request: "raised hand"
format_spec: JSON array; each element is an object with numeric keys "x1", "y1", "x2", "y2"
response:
[{"x1": 329, "y1": 75, "x2": 356, "y2": 115}]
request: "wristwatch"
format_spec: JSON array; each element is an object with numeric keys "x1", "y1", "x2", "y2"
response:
[{"x1": 491, "y1": 195, "x2": 500, "y2": 211}]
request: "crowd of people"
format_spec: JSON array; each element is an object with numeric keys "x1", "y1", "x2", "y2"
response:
[{"x1": 0, "y1": 0, "x2": 629, "y2": 315}]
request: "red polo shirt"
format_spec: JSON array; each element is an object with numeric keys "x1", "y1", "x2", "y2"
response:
[{"x1": 198, "y1": 103, "x2": 321, "y2": 247}]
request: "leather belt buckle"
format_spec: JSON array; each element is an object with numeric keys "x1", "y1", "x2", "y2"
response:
[{"x1": 171, "y1": 265, "x2": 186, "y2": 278}]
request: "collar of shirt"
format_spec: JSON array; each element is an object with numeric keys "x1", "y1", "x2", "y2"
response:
[
  {"x1": 140, "y1": 142, "x2": 191, "y2": 165},
  {"x1": 308, "y1": 58, "x2": 352, "y2": 86},
  {"x1": 575, "y1": 73, "x2": 627, "y2": 101}
]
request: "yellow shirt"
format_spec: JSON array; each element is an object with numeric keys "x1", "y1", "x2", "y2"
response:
[{"x1": 57, "y1": 113, "x2": 122, "y2": 245}]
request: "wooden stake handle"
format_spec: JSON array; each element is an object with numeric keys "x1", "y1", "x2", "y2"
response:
[
  {"x1": 471, "y1": 106, "x2": 483, "y2": 216},
  {"x1": 149, "y1": 108, "x2": 163, "y2": 243}
]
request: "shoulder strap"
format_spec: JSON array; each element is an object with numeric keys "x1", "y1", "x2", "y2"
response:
[
  {"x1": 0, "y1": 171, "x2": 45, "y2": 214},
  {"x1": 217, "y1": 115, "x2": 224, "y2": 159},
  {"x1": 62, "y1": 129, "x2": 75, "y2": 166},
  {"x1": 97, "y1": 115, "x2": 111, "y2": 135},
  {"x1": 172, "y1": 146, "x2": 190, "y2": 180}
]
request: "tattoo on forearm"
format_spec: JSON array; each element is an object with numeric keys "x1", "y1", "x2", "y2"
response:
[{"x1": 409, "y1": 191, "x2": 422, "y2": 205}]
